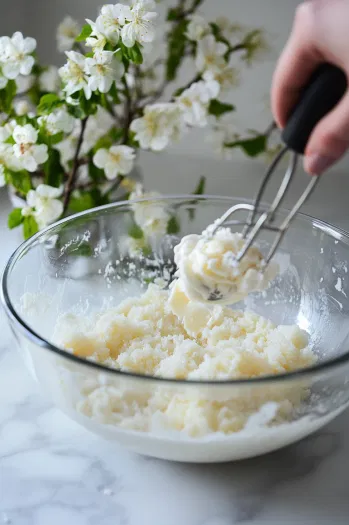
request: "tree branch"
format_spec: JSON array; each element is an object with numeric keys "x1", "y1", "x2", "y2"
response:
[{"x1": 63, "y1": 117, "x2": 88, "y2": 213}]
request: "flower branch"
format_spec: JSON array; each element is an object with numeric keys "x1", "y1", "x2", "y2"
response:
[
  {"x1": 0, "y1": 0, "x2": 274, "y2": 239},
  {"x1": 63, "y1": 116, "x2": 88, "y2": 212}
]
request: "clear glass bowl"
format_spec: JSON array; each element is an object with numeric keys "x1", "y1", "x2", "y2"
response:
[{"x1": 2, "y1": 195, "x2": 349, "y2": 463}]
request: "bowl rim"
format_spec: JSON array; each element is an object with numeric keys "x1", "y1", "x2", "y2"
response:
[{"x1": 3, "y1": 193, "x2": 349, "y2": 386}]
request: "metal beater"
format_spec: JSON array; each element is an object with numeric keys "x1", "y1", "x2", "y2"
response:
[{"x1": 210, "y1": 64, "x2": 347, "y2": 265}]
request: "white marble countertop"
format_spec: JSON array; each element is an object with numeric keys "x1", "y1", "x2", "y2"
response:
[{"x1": 1, "y1": 155, "x2": 349, "y2": 525}]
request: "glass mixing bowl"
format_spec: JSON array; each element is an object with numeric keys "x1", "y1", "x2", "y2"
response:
[{"x1": 2, "y1": 196, "x2": 349, "y2": 463}]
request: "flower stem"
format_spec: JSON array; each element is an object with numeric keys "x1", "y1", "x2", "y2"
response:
[{"x1": 63, "y1": 117, "x2": 88, "y2": 214}]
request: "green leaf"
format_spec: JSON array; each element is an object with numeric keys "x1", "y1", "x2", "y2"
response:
[
  {"x1": 193, "y1": 175, "x2": 206, "y2": 195},
  {"x1": 208, "y1": 99, "x2": 235, "y2": 118},
  {"x1": 64, "y1": 240, "x2": 93, "y2": 257},
  {"x1": 128, "y1": 43, "x2": 143, "y2": 65},
  {"x1": 92, "y1": 135, "x2": 113, "y2": 154},
  {"x1": 209, "y1": 22, "x2": 231, "y2": 53},
  {"x1": 109, "y1": 83, "x2": 120, "y2": 104},
  {"x1": 37, "y1": 93, "x2": 63, "y2": 115},
  {"x1": 167, "y1": 216, "x2": 180, "y2": 234},
  {"x1": 6, "y1": 170, "x2": 32, "y2": 196},
  {"x1": 79, "y1": 91, "x2": 100, "y2": 116},
  {"x1": 90, "y1": 187, "x2": 109, "y2": 206},
  {"x1": 69, "y1": 192, "x2": 95, "y2": 213},
  {"x1": 23, "y1": 215, "x2": 38, "y2": 239},
  {"x1": 76, "y1": 24, "x2": 92, "y2": 42},
  {"x1": 8, "y1": 208, "x2": 23, "y2": 229},
  {"x1": 225, "y1": 134, "x2": 267, "y2": 157},
  {"x1": 39, "y1": 130, "x2": 64, "y2": 147},
  {"x1": 28, "y1": 83, "x2": 42, "y2": 105},
  {"x1": 88, "y1": 161, "x2": 106, "y2": 182},
  {"x1": 43, "y1": 149, "x2": 64, "y2": 187},
  {"x1": 110, "y1": 127, "x2": 124, "y2": 142},
  {"x1": 166, "y1": 19, "x2": 188, "y2": 81},
  {"x1": 128, "y1": 223, "x2": 144, "y2": 239},
  {"x1": 0, "y1": 80, "x2": 16, "y2": 113},
  {"x1": 166, "y1": 7, "x2": 180, "y2": 21}
]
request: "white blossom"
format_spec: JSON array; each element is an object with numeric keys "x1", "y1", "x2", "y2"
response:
[
  {"x1": 0, "y1": 120, "x2": 16, "y2": 143},
  {"x1": 38, "y1": 107, "x2": 75, "y2": 135},
  {"x1": 176, "y1": 80, "x2": 219, "y2": 128},
  {"x1": 195, "y1": 35, "x2": 228, "y2": 73},
  {"x1": 130, "y1": 103, "x2": 183, "y2": 151},
  {"x1": 121, "y1": 0, "x2": 157, "y2": 48},
  {"x1": 0, "y1": 140, "x2": 22, "y2": 172},
  {"x1": 0, "y1": 32, "x2": 36, "y2": 80},
  {"x1": 59, "y1": 51, "x2": 91, "y2": 100},
  {"x1": 186, "y1": 14, "x2": 209, "y2": 42},
  {"x1": 39, "y1": 66, "x2": 60, "y2": 92},
  {"x1": 12, "y1": 124, "x2": 48, "y2": 172},
  {"x1": 85, "y1": 19, "x2": 107, "y2": 51},
  {"x1": 57, "y1": 16, "x2": 80, "y2": 53},
  {"x1": 23, "y1": 184, "x2": 63, "y2": 229},
  {"x1": 14, "y1": 99, "x2": 31, "y2": 116},
  {"x1": 85, "y1": 50, "x2": 124, "y2": 93},
  {"x1": 203, "y1": 61, "x2": 238, "y2": 93},
  {"x1": 130, "y1": 184, "x2": 170, "y2": 237},
  {"x1": 16, "y1": 74, "x2": 34, "y2": 94},
  {"x1": 93, "y1": 145, "x2": 135, "y2": 180},
  {"x1": 95, "y1": 4, "x2": 131, "y2": 45}
]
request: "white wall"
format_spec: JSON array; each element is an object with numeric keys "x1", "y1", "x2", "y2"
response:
[{"x1": 1, "y1": 0, "x2": 301, "y2": 158}]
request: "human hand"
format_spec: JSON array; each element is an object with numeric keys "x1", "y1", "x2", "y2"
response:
[{"x1": 272, "y1": 0, "x2": 349, "y2": 174}]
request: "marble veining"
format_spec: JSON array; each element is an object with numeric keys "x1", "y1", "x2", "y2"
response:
[{"x1": 1, "y1": 161, "x2": 349, "y2": 525}]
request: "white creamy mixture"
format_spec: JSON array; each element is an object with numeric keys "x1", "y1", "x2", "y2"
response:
[
  {"x1": 53, "y1": 284, "x2": 317, "y2": 437},
  {"x1": 173, "y1": 229, "x2": 278, "y2": 304}
]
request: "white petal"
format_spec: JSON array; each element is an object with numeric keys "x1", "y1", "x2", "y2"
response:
[
  {"x1": 23, "y1": 36, "x2": 37, "y2": 54},
  {"x1": 11, "y1": 32, "x2": 24, "y2": 48},
  {"x1": 2, "y1": 62, "x2": 20, "y2": 80},
  {"x1": 93, "y1": 148, "x2": 109, "y2": 169},
  {"x1": 138, "y1": 26, "x2": 155, "y2": 44},
  {"x1": 33, "y1": 144, "x2": 49, "y2": 165},
  {"x1": 150, "y1": 136, "x2": 169, "y2": 151},
  {"x1": 83, "y1": 84, "x2": 92, "y2": 100},
  {"x1": 36, "y1": 184, "x2": 62, "y2": 198},
  {"x1": 105, "y1": 163, "x2": 119, "y2": 180},
  {"x1": 22, "y1": 154, "x2": 38, "y2": 172},
  {"x1": 121, "y1": 24, "x2": 136, "y2": 48},
  {"x1": 19, "y1": 55, "x2": 35, "y2": 76},
  {"x1": 26, "y1": 190, "x2": 37, "y2": 207},
  {"x1": 88, "y1": 75, "x2": 99, "y2": 92}
]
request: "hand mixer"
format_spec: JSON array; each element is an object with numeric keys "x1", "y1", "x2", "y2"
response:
[{"x1": 209, "y1": 63, "x2": 347, "y2": 265}]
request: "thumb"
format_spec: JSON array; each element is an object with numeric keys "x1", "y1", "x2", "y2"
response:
[{"x1": 304, "y1": 89, "x2": 349, "y2": 174}]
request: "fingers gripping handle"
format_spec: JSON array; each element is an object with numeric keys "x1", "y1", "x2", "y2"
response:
[{"x1": 281, "y1": 64, "x2": 347, "y2": 154}]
